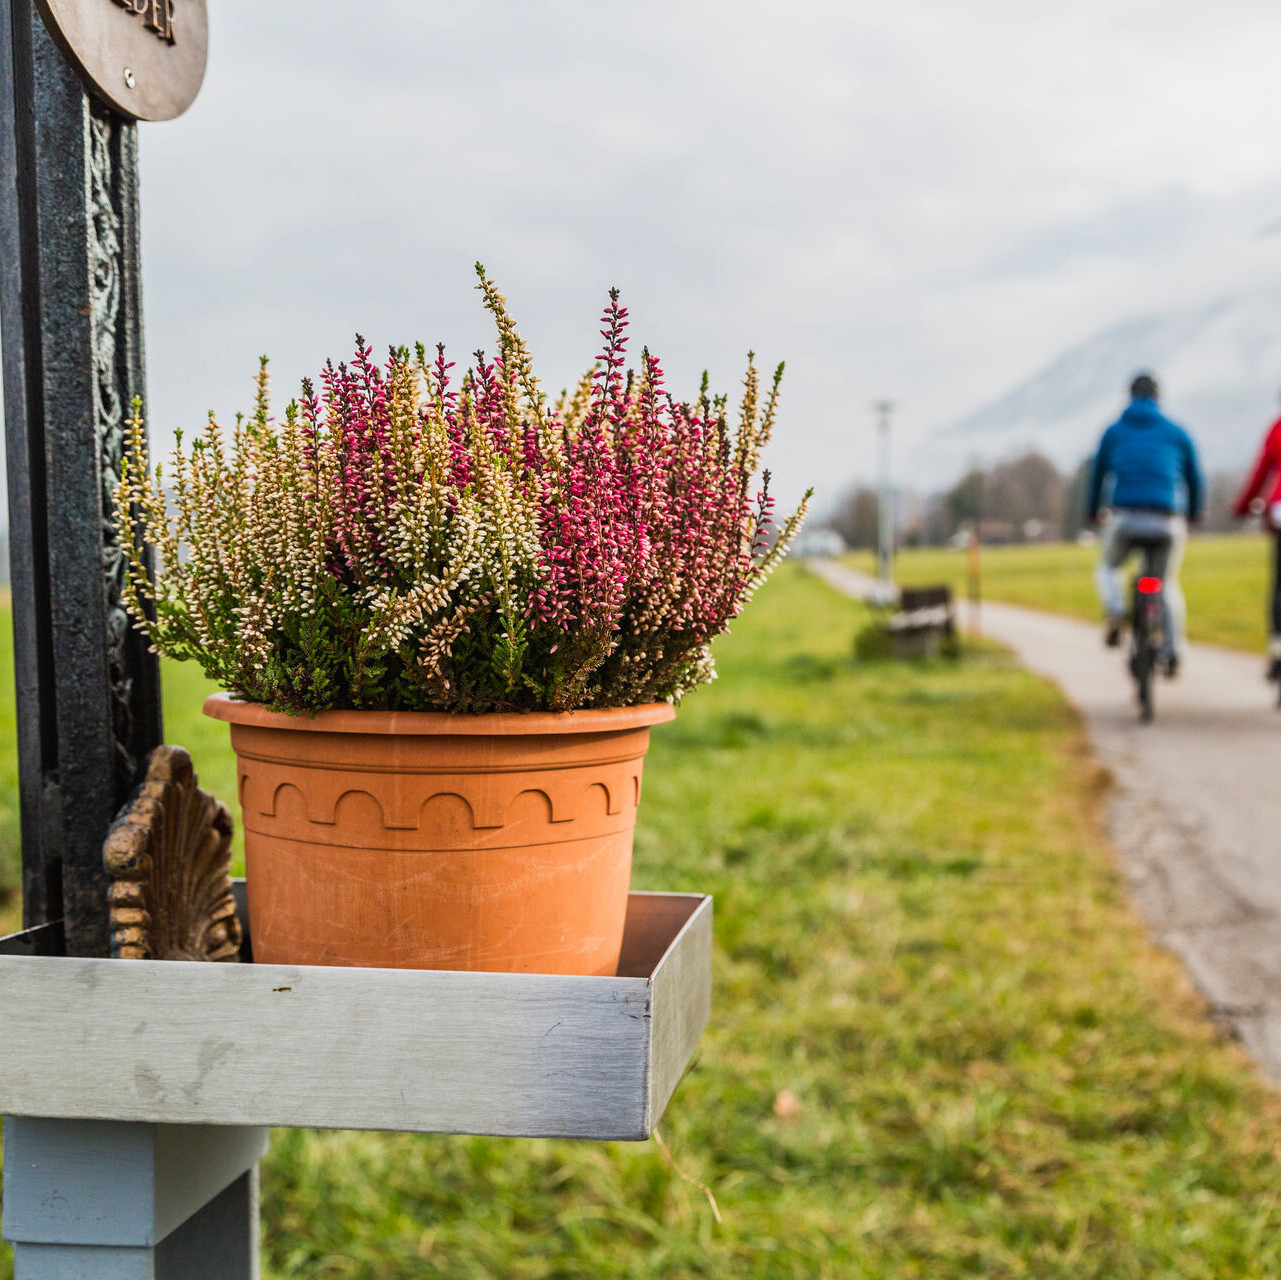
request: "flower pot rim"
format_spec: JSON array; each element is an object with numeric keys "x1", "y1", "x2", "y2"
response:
[{"x1": 202, "y1": 691, "x2": 676, "y2": 736}]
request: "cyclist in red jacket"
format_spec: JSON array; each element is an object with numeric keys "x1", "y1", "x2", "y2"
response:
[{"x1": 1232, "y1": 405, "x2": 1281, "y2": 681}]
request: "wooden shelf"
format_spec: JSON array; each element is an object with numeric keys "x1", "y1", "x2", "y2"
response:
[{"x1": 0, "y1": 892, "x2": 711, "y2": 1141}]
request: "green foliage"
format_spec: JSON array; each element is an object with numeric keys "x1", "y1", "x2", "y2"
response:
[
  {"x1": 853, "y1": 620, "x2": 895, "y2": 661},
  {"x1": 853, "y1": 621, "x2": 960, "y2": 664},
  {"x1": 114, "y1": 285, "x2": 809, "y2": 716}
]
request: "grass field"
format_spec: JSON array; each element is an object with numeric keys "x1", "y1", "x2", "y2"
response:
[
  {"x1": 6, "y1": 566, "x2": 1281, "y2": 1275},
  {"x1": 852, "y1": 531, "x2": 1274, "y2": 653}
]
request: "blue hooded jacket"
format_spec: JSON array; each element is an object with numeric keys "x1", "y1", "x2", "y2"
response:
[{"x1": 1087, "y1": 397, "x2": 1203, "y2": 521}]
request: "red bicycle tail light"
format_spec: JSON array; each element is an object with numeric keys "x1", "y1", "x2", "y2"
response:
[{"x1": 1137, "y1": 576, "x2": 1162, "y2": 595}]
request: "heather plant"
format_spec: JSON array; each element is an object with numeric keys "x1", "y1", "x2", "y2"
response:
[{"x1": 115, "y1": 267, "x2": 809, "y2": 714}]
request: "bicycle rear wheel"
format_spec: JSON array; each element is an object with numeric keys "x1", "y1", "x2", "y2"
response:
[
  {"x1": 1136, "y1": 650, "x2": 1153, "y2": 721},
  {"x1": 1130, "y1": 590, "x2": 1156, "y2": 723}
]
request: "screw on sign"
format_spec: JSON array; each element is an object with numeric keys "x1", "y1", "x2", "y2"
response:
[{"x1": 33, "y1": 0, "x2": 206, "y2": 120}]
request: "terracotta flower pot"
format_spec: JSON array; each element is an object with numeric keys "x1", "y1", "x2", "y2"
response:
[{"x1": 203, "y1": 694, "x2": 674, "y2": 975}]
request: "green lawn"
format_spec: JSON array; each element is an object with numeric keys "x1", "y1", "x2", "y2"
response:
[
  {"x1": 853, "y1": 532, "x2": 1273, "y2": 653},
  {"x1": 5, "y1": 566, "x2": 1281, "y2": 1276},
  {"x1": 0, "y1": 635, "x2": 230, "y2": 936}
]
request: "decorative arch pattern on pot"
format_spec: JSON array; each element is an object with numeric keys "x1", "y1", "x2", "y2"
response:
[
  {"x1": 241, "y1": 763, "x2": 644, "y2": 852},
  {"x1": 254, "y1": 769, "x2": 638, "y2": 828}
]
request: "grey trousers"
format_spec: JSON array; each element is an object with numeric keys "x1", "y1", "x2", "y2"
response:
[{"x1": 1095, "y1": 509, "x2": 1187, "y2": 655}]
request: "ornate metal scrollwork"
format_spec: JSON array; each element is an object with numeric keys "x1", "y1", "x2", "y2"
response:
[
  {"x1": 88, "y1": 104, "x2": 139, "y2": 790},
  {"x1": 104, "y1": 746, "x2": 242, "y2": 961}
]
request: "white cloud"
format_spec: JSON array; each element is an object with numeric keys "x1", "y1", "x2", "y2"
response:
[{"x1": 124, "y1": 0, "x2": 1281, "y2": 514}]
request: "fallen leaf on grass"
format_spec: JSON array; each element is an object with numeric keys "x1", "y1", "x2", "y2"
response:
[{"x1": 773, "y1": 1089, "x2": 803, "y2": 1120}]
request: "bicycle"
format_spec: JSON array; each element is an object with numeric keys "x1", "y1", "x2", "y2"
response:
[{"x1": 1127, "y1": 532, "x2": 1173, "y2": 723}]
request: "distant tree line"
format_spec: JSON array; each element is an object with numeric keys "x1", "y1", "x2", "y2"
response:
[{"x1": 829, "y1": 452, "x2": 1244, "y2": 550}]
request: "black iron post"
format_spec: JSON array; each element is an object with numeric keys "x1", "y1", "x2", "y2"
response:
[{"x1": 0, "y1": 0, "x2": 163, "y2": 955}]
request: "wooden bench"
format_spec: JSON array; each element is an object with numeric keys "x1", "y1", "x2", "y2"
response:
[{"x1": 886, "y1": 585, "x2": 956, "y2": 659}]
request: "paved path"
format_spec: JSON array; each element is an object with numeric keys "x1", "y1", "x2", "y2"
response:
[{"x1": 812, "y1": 559, "x2": 1281, "y2": 1078}]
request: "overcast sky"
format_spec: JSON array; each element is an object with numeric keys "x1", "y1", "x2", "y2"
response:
[{"x1": 135, "y1": 0, "x2": 1281, "y2": 514}]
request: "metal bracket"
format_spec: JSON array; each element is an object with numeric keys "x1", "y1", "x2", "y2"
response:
[{"x1": 104, "y1": 746, "x2": 241, "y2": 962}]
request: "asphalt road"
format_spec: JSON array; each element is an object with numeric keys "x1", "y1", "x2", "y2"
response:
[{"x1": 812, "y1": 558, "x2": 1281, "y2": 1079}]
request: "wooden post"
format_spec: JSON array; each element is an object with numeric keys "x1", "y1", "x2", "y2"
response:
[
  {"x1": 967, "y1": 526, "x2": 982, "y2": 639},
  {"x1": 2, "y1": 1118, "x2": 267, "y2": 1279}
]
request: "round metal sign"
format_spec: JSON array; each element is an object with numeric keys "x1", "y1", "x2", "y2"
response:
[{"x1": 34, "y1": 0, "x2": 208, "y2": 122}]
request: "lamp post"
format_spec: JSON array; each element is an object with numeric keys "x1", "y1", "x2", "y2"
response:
[{"x1": 872, "y1": 400, "x2": 895, "y2": 599}]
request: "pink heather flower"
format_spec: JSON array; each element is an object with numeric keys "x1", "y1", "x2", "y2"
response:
[{"x1": 118, "y1": 269, "x2": 808, "y2": 715}]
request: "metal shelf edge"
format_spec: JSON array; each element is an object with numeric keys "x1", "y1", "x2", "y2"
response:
[{"x1": 0, "y1": 891, "x2": 712, "y2": 1141}]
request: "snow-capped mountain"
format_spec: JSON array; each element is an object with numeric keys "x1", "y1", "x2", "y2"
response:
[{"x1": 934, "y1": 288, "x2": 1281, "y2": 474}]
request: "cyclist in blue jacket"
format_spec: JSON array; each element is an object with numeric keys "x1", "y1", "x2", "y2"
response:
[{"x1": 1087, "y1": 373, "x2": 1204, "y2": 674}]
